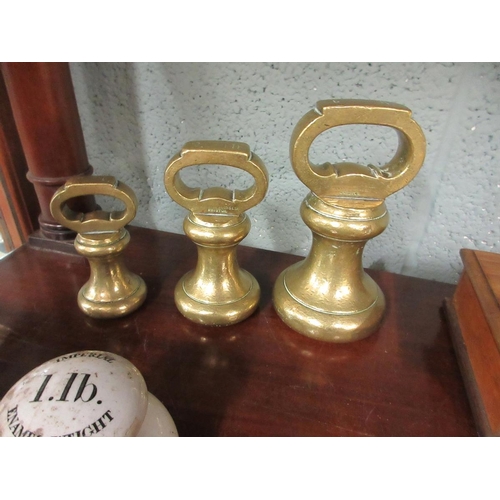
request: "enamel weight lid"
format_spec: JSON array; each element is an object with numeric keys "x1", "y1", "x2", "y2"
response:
[{"x1": 0, "y1": 350, "x2": 178, "y2": 437}]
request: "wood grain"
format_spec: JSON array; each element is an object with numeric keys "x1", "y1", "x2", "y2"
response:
[
  {"x1": 470, "y1": 250, "x2": 500, "y2": 351},
  {"x1": 446, "y1": 249, "x2": 500, "y2": 436},
  {"x1": 0, "y1": 71, "x2": 38, "y2": 249},
  {"x1": 0, "y1": 227, "x2": 476, "y2": 436}
]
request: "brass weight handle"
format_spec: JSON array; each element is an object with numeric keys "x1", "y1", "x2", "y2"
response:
[
  {"x1": 290, "y1": 99, "x2": 426, "y2": 203},
  {"x1": 50, "y1": 176, "x2": 138, "y2": 234},
  {"x1": 164, "y1": 141, "x2": 269, "y2": 216}
]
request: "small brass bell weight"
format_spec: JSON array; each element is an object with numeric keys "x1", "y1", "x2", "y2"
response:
[
  {"x1": 273, "y1": 100, "x2": 426, "y2": 342},
  {"x1": 50, "y1": 176, "x2": 147, "y2": 318},
  {"x1": 165, "y1": 141, "x2": 269, "y2": 326}
]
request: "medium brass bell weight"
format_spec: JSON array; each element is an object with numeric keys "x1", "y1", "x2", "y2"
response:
[
  {"x1": 50, "y1": 176, "x2": 147, "y2": 318},
  {"x1": 165, "y1": 141, "x2": 269, "y2": 326},
  {"x1": 273, "y1": 100, "x2": 426, "y2": 342}
]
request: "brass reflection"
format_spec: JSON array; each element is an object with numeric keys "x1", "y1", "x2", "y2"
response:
[
  {"x1": 273, "y1": 100, "x2": 426, "y2": 342},
  {"x1": 50, "y1": 176, "x2": 147, "y2": 318},
  {"x1": 165, "y1": 141, "x2": 269, "y2": 326}
]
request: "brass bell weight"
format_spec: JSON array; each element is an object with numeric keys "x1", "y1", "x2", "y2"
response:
[
  {"x1": 50, "y1": 176, "x2": 147, "y2": 318},
  {"x1": 165, "y1": 141, "x2": 269, "y2": 326},
  {"x1": 273, "y1": 100, "x2": 426, "y2": 342}
]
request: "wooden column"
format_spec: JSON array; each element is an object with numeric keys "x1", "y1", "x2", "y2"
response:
[{"x1": 1, "y1": 62, "x2": 96, "y2": 241}]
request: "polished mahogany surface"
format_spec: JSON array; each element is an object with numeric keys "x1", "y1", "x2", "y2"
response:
[
  {"x1": 0, "y1": 72, "x2": 38, "y2": 249},
  {"x1": 0, "y1": 227, "x2": 476, "y2": 436},
  {"x1": 446, "y1": 249, "x2": 500, "y2": 436}
]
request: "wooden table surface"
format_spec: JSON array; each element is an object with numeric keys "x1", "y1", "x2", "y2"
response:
[{"x1": 0, "y1": 227, "x2": 476, "y2": 436}]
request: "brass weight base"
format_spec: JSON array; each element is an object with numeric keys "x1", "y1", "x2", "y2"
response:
[
  {"x1": 78, "y1": 276, "x2": 147, "y2": 319},
  {"x1": 174, "y1": 270, "x2": 260, "y2": 326},
  {"x1": 273, "y1": 265, "x2": 385, "y2": 343}
]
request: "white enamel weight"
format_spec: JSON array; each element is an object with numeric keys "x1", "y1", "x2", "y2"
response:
[{"x1": 0, "y1": 350, "x2": 178, "y2": 437}]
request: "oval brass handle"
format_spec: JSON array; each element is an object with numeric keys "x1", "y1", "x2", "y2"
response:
[
  {"x1": 291, "y1": 99, "x2": 426, "y2": 202},
  {"x1": 50, "y1": 176, "x2": 138, "y2": 233},
  {"x1": 164, "y1": 141, "x2": 269, "y2": 216}
]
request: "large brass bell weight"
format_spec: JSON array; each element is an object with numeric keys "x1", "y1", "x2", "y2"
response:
[{"x1": 273, "y1": 100, "x2": 426, "y2": 342}]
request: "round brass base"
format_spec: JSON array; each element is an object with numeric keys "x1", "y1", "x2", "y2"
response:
[
  {"x1": 78, "y1": 277, "x2": 147, "y2": 319},
  {"x1": 273, "y1": 269, "x2": 385, "y2": 343},
  {"x1": 174, "y1": 271, "x2": 260, "y2": 326}
]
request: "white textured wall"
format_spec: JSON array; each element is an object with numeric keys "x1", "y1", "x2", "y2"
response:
[{"x1": 70, "y1": 62, "x2": 500, "y2": 284}]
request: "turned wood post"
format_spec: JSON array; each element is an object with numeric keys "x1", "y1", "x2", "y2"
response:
[{"x1": 1, "y1": 62, "x2": 96, "y2": 240}]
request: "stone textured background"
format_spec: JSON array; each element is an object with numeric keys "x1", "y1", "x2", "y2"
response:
[{"x1": 70, "y1": 62, "x2": 500, "y2": 284}]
